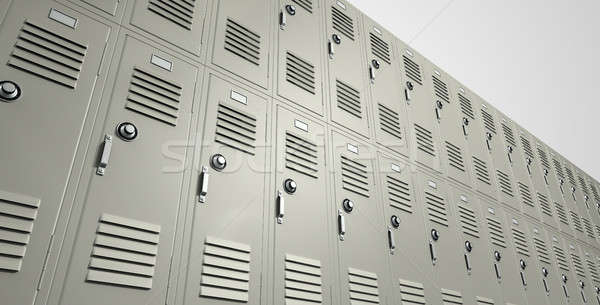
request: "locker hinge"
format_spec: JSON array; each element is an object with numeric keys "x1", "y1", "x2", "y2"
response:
[{"x1": 37, "y1": 234, "x2": 55, "y2": 291}]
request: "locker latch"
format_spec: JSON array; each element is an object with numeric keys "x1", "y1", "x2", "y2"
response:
[
  {"x1": 388, "y1": 227, "x2": 396, "y2": 254},
  {"x1": 405, "y1": 81, "x2": 413, "y2": 103},
  {"x1": 96, "y1": 134, "x2": 113, "y2": 176},
  {"x1": 462, "y1": 118, "x2": 469, "y2": 136},
  {"x1": 338, "y1": 209, "x2": 346, "y2": 241},
  {"x1": 198, "y1": 166, "x2": 209, "y2": 203},
  {"x1": 277, "y1": 190, "x2": 285, "y2": 224}
]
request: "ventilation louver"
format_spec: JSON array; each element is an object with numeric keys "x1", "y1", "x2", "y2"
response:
[
  {"x1": 486, "y1": 217, "x2": 506, "y2": 248},
  {"x1": 537, "y1": 147, "x2": 550, "y2": 169},
  {"x1": 518, "y1": 182, "x2": 534, "y2": 207},
  {"x1": 571, "y1": 211, "x2": 584, "y2": 233},
  {"x1": 425, "y1": 191, "x2": 448, "y2": 227},
  {"x1": 378, "y1": 103, "x2": 403, "y2": 140},
  {"x1": 442, "y1": 288, "x2": 463, "y2": 305},
  {"x1": 286, "y1": 51, "x2": 316, "y2": 95},
  {"x1": 476, "y1": 296, "x2": 495, "y2": 305},
  {"x1": 432, "y1": 76, "x2": 450, "y2": 103},
  {"x1": 370, "y1": 33, "x2": 390, "y2": 64},
  {"x1": 285, "y1": 132, "x2": 318, "y2": 179},
  {"x1": 520, "y1": 136, "x2": 533, "y2": 159},
  {"x1": 481, "y1": 109, "x2": 496, "y2": 134},
  {"x1": 501, "y1": 123, "x2": 516, "y2": 147},
  {"x1": 457, "y1": 203, "x2": 479, "y2": 238},
  {"x1": 224, "y1": 18, "x2": 261, "y2": 66},
  {"x1": 348, "y1": 268, "x2": 379, "y2": 304},
  {"x1": 332, "y1": 6, "x2": 354, "y2": 40},
  {"x1": 472, "y1": 157, "x2": 491, "y2": 185},
  {"x1": 533, "y1": 236, "x2": 551, "y2": 265},
  {"x1": 496, "y1": 170, "x2": 514, "y2": 197},
  {"x1": 215, "y1": 103, "x2": 257, "y2": 155},
  {"x1": 414, "y1": 124, "x2": 435, "y2": 157},
  {"x1": 586, "y1": 258, "x2": 600, "y2": 285},
  {"x1": 387, "y1": 176, "x2": 412, "y2": 214},
  {"x1": 292, "y1": 0, "x2": 313, "y2": 13},
  {"x1": 458, "y1": 94, "x2": 474, "y2": 120},
  {"x1": 148, "y1": 0, "x2": 196, "y2": 30},
  {"x1": 336, "y1": 80, "x2": 362, "y2": 118},
  {"x1": 341, "y1": 156, "x2": 370, "y2": 198},
  {"x1": 564, "y1": 167, "x2": 576, "y2": 186},
  {"x1": 553, "y1": 245, "x2": 570, "y2": 272},
  {"x1": 511, "y1": 227, "x2": 530, "y2": 257},
  {"x1": 446, "y1": 142, "x2": 465, "y2": 172},
  {"x1": 399, "y1": 279, "x2": 426, "y2": 305},
  {"x1": 126, "y1": 67, "x2": 182, "y2": 126},
  {"x1": 0, "y1": 192, "x2": 40, "y2": 272},
  {"x1": 554, "y1": 202, "x2": 569, "y2": 226},
  {"x1": 582, "y1": 218, "x2": 595, "y2": 239},
  {"x1": 403, "y1": 56, "x2": 422, "y2": 85},
  {"x1": 571, "y1": 252, "x2": 586, "y2": 278},
  {"x1": 537, "y1": 193, "x2": 553, "y2": 217},
  {"x1": 553, "y1": 159, "x2": 565, "y2": 180},
  {"x1": 285, "y1": 254, "x2": 323, "y2": 303}
]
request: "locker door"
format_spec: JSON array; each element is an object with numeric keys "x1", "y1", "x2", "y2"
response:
[
  {"x1": 129, "y1": 0, "x2": 208, "y2": 56},
  {"x1": 212, "y1": 0, "x2": 271, "y2": 88},
  {"x1": 480, "y1": 203, "x2": 527, "y2": 305},
  {"x1": 272, "y1": 105, "x2": 332, "y2": 305},
  {"x1": 182, "y1": 75, "x2": 268, "y2": 305},
  {"x1": 435, "y1": 71, "x2": 472, "y2": 188},
  {"x1": 577, "y1": 170, "x2": 600, "y2": 244},
  {"x1": 326, "y1": 0, "x2": 370, "y2": 136},
  {"x1": 398, "y1": 43, "x2": 442, "y2": 172},
  {"x1": 584, "y1": 174, "x2": 600, "y2": 242},
  {"x1": 57, "y1": 35, "x2": 198, "y2": 305},
  {"x1": 276, "y1": 0, "x2": 325, "y2": 115},
  {"x1": 567, "y1": 241, "x2": 594, "y2": 304},
  {"x1": 582, "y1": 247, "x2": 600, "y2": 304},
  {"x1": 458, "y1": 88, "x2": 498, "y2": 200},
  {"x1": 505, "y1": 212, "x2": 550, "y2": 305},
  {"x1": 0, "y1": 2, "x2": 111, "y2": 304},
  {"x1": 377, "y1": 154, "x2": 437, "y2": 304},
  {"x1": 564, "y1": 162, "x2": 591, "y2": 226},
  {"x1": 550, "y1": 234, "x2": 584, "y2": 305},
  {"x1": 448, "y1": 190, "x2": 503, "y2": 305},
  {"x1": 365, "y1": 17, "x2": 409, "y2": 156},
  {"x1": 331, "y1": 131, "x2": 393, "y2": 305},
  {"x1": 530, "y1": 224, "x2": 568, "y2": 305},
  {"x1": 414, "y1": 171, "x2": 470, "y2": 304}
]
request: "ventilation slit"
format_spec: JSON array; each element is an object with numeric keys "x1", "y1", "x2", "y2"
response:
[
  {"x1": 571, "y1": 211, "x2": 584, "y2": 233},
  {"x1": 285, "y1": 132, "x2": 319, "y2": 179},
  {"x1": 553, "y1": 159, "x2": 565, "y2": 180},
  {"x1": 481, "y1": 109, "x2": 496, "y2": 134},
  {"x1": 341, "y1": 156, "x2": 370, "y2": 198},
  {"x1": 285, "y1": 254, "x2": 323, "y2": 303},
  {"x1": 457, "y1": 203, "x2": 479, "y2": 238},
  {"x1": 403, "y1": 56, "x2": 422, "y2": 85},
  {"x1": 511, "y1": 227, "x2": 530, "y2": 257},
  {"x1": 425, "y1": 191, "x2": 448, "y2": 227},
  {"x1": 554, "y1": 202, "x2": 569, "y2": 225},
  {"x1": 292, "y1": 0, "x2": 313, "y2": 13},
  {"x1": 520, "y1": 136, "x2": 533, "y2": 159},
  {"x1": 476, "y1": 296, "x2": 495, "y2": 305},
  {"x1": 565, "y1": 167, "x2": 576, "y2": 186},
  {"x1": 458, "y1": 94, "x2": 474, "y2": 120},
  {"x1": 537, "y1": 147, "x2": 550, "y2": 169},
  {"x1": 336, "y1": 80, "x2": 362, "y2": 118},
  {"x1": 501, "y1": 123, "x2": 516, "y2": 147},
  {"x1": 442, "y1": 288, "x2": 463, "y2": 305},
  {"x1": 224, "y1": 18, "x2": 261, "y2": 66},
  {"x1": 387, "y1": 176, "x2": 412, "y2": 213},
  {"x1": 518, "y1": 182, "x2": 534, "y2": 207},
  {"x1": 496, "y1": 170, "x2": 514, "y2": 197},
  {"x1": 126, "y1": 67, "x2": 182, "y2": 126},
  {"x1": 215, "y1": 103, "x2": 257, "y2": 155},
  {"x1": 446, "y1": 142, "x2": 465, "y2": 172},
  {"x1": 586, "y1": 258, "x2": 600, "y2": 285},
  {"x1": 378, "y1": 103, "x2": 402, "y2": 140},
  {"x1": 553, "y1": 245, "x2": 569, "y2": 272},
  {"x1": 399, "y1": 279, "x2": 426, "y2": 305},
  {"x1": 571, "y1": 252, "x2": 586, "y2": 278},
  {"x1": 331, "y1": 6, "x2": 354, "y2": 40},
  {"x1": 533, "y1": 237, "x2": 551, "y2": 265},
  {"x1": 0, "y1": 192, "x2": 40, "y2": 272},
  {"x1": 582, "y1": 218, "x2": 595, "y2": 239},
  {"x1": 432, "y1": 76, "x2": 450, "y2": 103},
  {"x1": 348, "y1": 268, "x2": 379, "y2": 304},
  {"x1": 537, "y1": 193, "x2": 553, "y2": 217},
  {"x1": 370, "y1": 33, "x2": 390, "y2": 64},
  {"x1": 148, "y1": 0, "x2": 196, "y2": 30},
  {"x1": 286, "y1": 51, "x2": 315, "y2": 95},
  {"x1": 472, "y1": 156, "x2": 491, "y2": 185},
  {"x1": 414, "y1": 124, "x2": 435, "y2": 157},
  {"x1": 486, "y1": 217, "x2": 506, "y2": 248}
]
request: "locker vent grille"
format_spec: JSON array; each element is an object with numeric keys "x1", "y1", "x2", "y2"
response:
[
  {"x1": 403, "y1": 56, "x2": 422, "y2": 85},
  {"x1": 533, "y1": 237, "x2": 551, "y2": 265},
  {"x1": 441, "y1": 288, "x2": 463, "y2": 305},
  {"x1": 285, "y1": 132, "x2": 319, "y2": 179},
  {"x1": 537, "y1": 193, "x2": 553, "y2": 217},
  {"x1": 476, "y1": 296, "x2": 495, "y2": 305},
  {"x1": 378, "y1": 103, "x2": 403, "y2": 140},
  {"x1": 511, "y1": 227, "x2": 530, "y2": 257},
  {"x1": 595, "y1": 225, "x2": 600, "y2": 239},
  {"x1": 537, "y1": 147, "x2": 550, "y2": 169},
  {"x1": 458, "y1": 94, "x2": 474, "y2": 120},
  {"x1": 472, "y1": 156, "x2": 491, "y2": 185},
  {"x1": 0, "y1": 191, "x2": 40, "y2": 272},
  {"x1": 399, "y1": 278, "x2": 426, "y2": 305},
  {"x1": 148, "y1": 0, "x2": 195, "y2": 30},
  {"x1": 578, "y1": 176, "x2": 589, "y2": 195},
  {"x1": 565, "y1": 166, "x2": 576, "y2": 186},
  {"x1": 552, "y1": 245, "x2": 570, "y2": 272},
  {"x1": 387, "y1": 176, "x2": 412, "y2": 214},
  {"x1": 520, "y1": 136, "x2": 533, "y2": 158},
  {"x1": 292, "y1": 0, "x2": 313, "y2": 13},
  {"x1": 199, "y1": 237, "x2": 251, "y2": 302},
  {"x1": 126, "y1": 67, "x2": 182, "y2": 126},
  {"x1": 425, "y1": 191, "x2": 448, "y2": 226},
  {"x1": 341, "y1": 156, "x2": 370, "y2": 198},
  {"x1": 582, "y1": 218, "x2": 595, "y2": 239},
  {"x1": 586, "y1": 258, "x2": 600, "y2": 285},
  {"x1": 224, "y1": 18, "x2": 261, "y2": 66},
  {"x1": 414, "y1": 124, "x2": 435, "y2": 157},
  {"x1": 590, "y1": 183, "x2": 600, "y2": 202},
  {"x1": 571, "y1": 252, "x2": 586, "y2": 278},
  {"x1": 501, "y1": 123, "x2": 516, "y2": 147},
  {"x1": 554, "y1": 202, "x2": 569, "y2": 226},
  {"x1": 571, "y1": 211, "x2": 584, "y2": 233},
  {"x1": 370, "y1": 33, "x2": 391, "y2": 64},
  {"x1": 553, "y1": 159, "x2": 564, "y2": 179},
  {"x1": 332, "y1": 6, "x2": 355, "y2": 40},
  {"x1": 457, "y1": 203, "x2": 479, "y2": 238},
  {"x1": 518, "y1": 182, "x2": 534, "y2": 207},
  {"x1": 496, "y1": 170, "x2": 514, "y2": 197},
  {"x1": 86, "y1": 214, "x2": 160, "y2": 289},
  {"x1": 215, "y1": 103, "x2": 257, "y2": 155},
  {"x1": 284, "y1": 254, "x2": 323, "y2": 303},
  {"x1": 432, "y1": 76, "x2": 450, "y2": 103},
  {"x1": 348, "y1": 268, "x2": 379, "y2": 304},
  {"x1": 336, "y1": 79, "x2": 362, "y2": 118},
  {"x1": 9, "y1": 21, "x2": 87, "y2": 89},
  {"x1": 481, "y1": 109, "x2": 496, "y2": 134},
  {"x1": 446, "y1": 142, "x2": 465, "y2": 172},
  {"x1": 286, "y1": 51, "x2": 316, "y2": 95},
  {"x1": 486, "y1": 217, "x2": 506, "y2": 248}
]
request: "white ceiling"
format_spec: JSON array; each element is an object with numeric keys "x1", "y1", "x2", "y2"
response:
[{"x1": 349, "y1": 0, "x2": 600, "y2": 181}]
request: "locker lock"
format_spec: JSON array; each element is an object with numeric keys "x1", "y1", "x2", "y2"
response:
[
  {"x1": 526, "y1": 157, "x2": 532, "y2": 165},
  {"x1": 542, "y1": 267, "x2": 548, "y2": 277},
  {"x1": 579, "y1": 281, "x2": 585, "y2": 289},
  {"x1": 283, "y1": 178, "x2": 297, "y2": 194},
  {"x1": 463, "y1": 118, "x2": 470, "y2": 126},
  {"x1": 543, "y1": 169, "x2": 549, "y2": 176},
  {"x1": 595, "y1": 287, "x2": 600, "y2": 294},
  {"x1": 0, "y1": 80, "x2": 21, "y2": 101},
  {"x1": 559, "y1": 179, "x2": 565, "y2": 185},
  {"x1": 508, "y1": 146, "x2": 514, "y2": 153},
  {"x1": 332, "y1": 34, "x2": 341, "y2": 44},
  {"x1": 371, "y1": 59, "x2": 380, "y2": 69},
  {"x1": 520, "y1": 259, "x2": 527, "y2": 270},
  {"x1": 390, "y1": 215, "x2": 401, "y2": 228},
  {"x1": 486, "y1": 132, "x2": 493, "y2": 141},
  {"x1": 494, "y1": 250, "x2": 501, "y2": 262},
  {"x1": 342, "y1": 199, "x2": 354, "y2": 213},
  {"x1": 210, "y1": 154, "x2": 227, "y2": 171},
  {"x1": 285, "y1": 5, "x2": 296, "y2": 15},
  {"x1": 116, "y1": 122, "x2": 139, "y2": 141},
  {"x1": 406, "y1": 81, "x2": 414, "y2": 91},
  {"x1": 465, "y1": 241, "x2": 473, "y2": 252},
  {"x1": 431, "y1": 229, "x2": 440, "y2": 241},
  {"x1": 436, "y1": 101, "x2": 443, "y2": 109},
  {"x1": 562, "y1": 274, "x2": 568, "y2": 283}
]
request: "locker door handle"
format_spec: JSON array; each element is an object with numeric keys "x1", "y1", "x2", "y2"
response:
[
  {"x1": 520, "y1": 271, "x2": 527, "y2": 286},
  {"x1": 388, "y1": 228, "x2": 396, "y2": 252},
  {"x1": 581, "y1": 289, "x2": 587, "y2": 303},
  {"x1": 462, "y1": 124, "x2": 468, "y2": 137},
  {"x1": 369, "y1": 66, "x2": 376, "y2": 83},
  {"x1": 198, "y1": 166, "x2": 209, "y2": 203},
  {"x1": 507, "y1": 150, "x2": 513, "y2": 163},
  {"x1": 328, "y1": 40, "x2": 335, "y2": 59},
  {"x1": 96, "y1": 134, "x2": 113, "y2": 176},
  {"x1": 279, "y1": 10, "x2": 287, "y2": 29},
  {"x1": 429, "y1": 242, "x2": 437, "y2": 264},
  {"x1": 338, "y1": 210, "x2": 345, "y2": 240},
  {"x1": 464, "y1": 254, "x2": 472, "y2": 272},
  {"x1": 543, "y1": 279, "x2": 550, "y2": 294},
  {"x1": 277, "y1": 191, "x2": 285, "y2": 224},
  {"x1": 435, "y1": 108, "x2": 441, "y2": 121},
  {"x1": 494, "y1": 263, "x2": 502, "y2": 280},
  {"x1": 563, "y1": 285, "x2": 569, "y2": 298}
]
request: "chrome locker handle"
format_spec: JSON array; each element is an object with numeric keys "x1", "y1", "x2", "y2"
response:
[
  {"x1": 494, "y1": 263, "x2": 502, "y2": 280},
  {"x1": 388, "y1": 228, "x2": 396, "y2": 253},
  {"x1": 279, "y1": 10, "x2": 287, "y2": 30},
  {"x1": 277, "y1": 191, "x2": 285, "y2": 224},
  {"x1": 581, "y1": 289, "x2": 587, "y2": 303},
  {"x1": 338, "y1": 210, "x2": 345, "y2": 240},
  {"x1": 520, "y1": 271, "x2": 527, "y2": 287},
  {"x1": 198, "y1": 166, "x2": 209, "y2": 203},
  {"x1": 96, "y1": 134, "x2": 113, "y2": 176},
  {"x1": 543, "y1": 278, "x2": 550, "y2": 294},
  {"x1": 464, "y1": 254, "x2": 472, "y2": 272},
  {"x1": 429, "y1": 242, "x2": 437, "y2": 264},
  {"x1": 328, "y1": 40, "x2": 335, "y2": 59},
  {"x1": 369, "y1": 66, "x2": 376, "y2": 83}
]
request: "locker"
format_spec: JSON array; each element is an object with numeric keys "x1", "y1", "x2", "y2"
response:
[
  {"x1": 376, "y1": 153, "x2": 437, "y2": 304},
  {"x1": 505, "y1": 212, "x2": 550, "y2": 305},
  {"x1": 181, "y1": 74, "x2": 269, "y2": 305},
  {"x1": 325, "y1": 0, "x2": 370, "y2": 137},
  {"x1": 55, "y1": 34, "x2": 199, "y2": 305},
  {"x1": 576, "y1": 169, "x2": 600, "y2": 245},
  {"x1": 272, "y1": 104, "x2": 333, "y2": 305},
  {"x1": 458, "y1": 87, "x2": 498, "y2": 200},
  {"x1": 435, "y1": 71, "x2": 473, "y2": 188},
  {"x1": 0, "y1": 2, "x2": 113, "y2": 304},
  {"x1": 530, "y1": 224, "x2": 569, "y2": 305},
  {"x1": 364, "y1": 16, "x2": 409, "y2": 156},
  {"x1": 566, "y1": 240, "x2": 595, "y2": 304},
  {"x1": 564, "y1": 162, "x2": 592, "y2": 222},
  {"x1": 583, "y1": 173, "x2": 600, "y2": 240},
  {"x1": 581, "y1": 246, "x2": 600, "y2": 304},
  {"x1": 480, "y1": 202, "x2": 528, "y2": 305},
  {"x1": 414, "y1": 171, "x2": 471, "y2": 304},
  {"x1": 330, "y1": 131, "x2": 393, "y2": 305},
  {"x1": 276, "y1": 0, "x2": 325, "y2": 115},
  {"x1": 128, "y1": 0, "x2": 208, "y2": 57},
  {"x1": 398, "y1": 43, "x2": 442, "y2": 172},
  {"x1": 211, "y1": 0, "x2": 271, "y2": 88},
  {"x1": 550, "y1": 234, "x2": 586, "y2": 305}
]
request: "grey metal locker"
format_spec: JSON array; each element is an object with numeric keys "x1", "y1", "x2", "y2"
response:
[
  {"x1": 398, "y1": 43, "x2": 442, "y2": 172},
  {"x1": 567, "y1": 240, "x2": 594, "y2": 304},
  {"x1": 564, "y1": 162, "x2": 592, "y2": 222},
  {"x1": 480, "y1": 202, "x2": 528, "y2": 305},
  {"x1": 0, "y1": 2, "x2": 113, "y2": 304},
  {"x1": 583, "y1": 173, "x2": 600, "y2": 241},
  {"x1": 364, "y1": 16, "x2": 409, "y2": 156},
  {"x1": 505, "y1": 212, "x2": 550, "y2": 305},
  {"x1": 530, "y1": 224, "x2": 568, "y2": 305},
  {"x1": 272, "y1": 104, "x2": 332, "y2": 305},
  {"x1": 376, "y1": 153, "x2": 437, "y2": 305},
  {"x1": 434, "y1": 71, "x2": 472, "y2": 188},
  {"x1": 181, "y1": 74, "x2": 269, "y2": 305},
  {"x1": 576, "y1": 169, "x2": 600, "y2": 244},
  {"x1": 276, "y1": 0, "x2": 325, "y2": 116},
  {"x1": 330, "y1": 131, "x2": 393, "y2": 305},
  {"x1": 550, "y1": 234, "x2": 585, "y2": 305},
  {"x1": 127, "y1": 0, "x2": 208, "y2": 57},
  {"x1": 55, "y1": 34, "x2": 199, "y2": 305},
  {"x1": 582, "y1": 246, "x2": 600, "y2": 304},
  {"x1": 211, "y1": 0, "x2": 271, "y2": 88},
  {"x1": 414, "y1": 171, "x2": 471, "y2": 304},
  {"x1": 325, "y1": 0, "x2": 370, "y2": 137}
]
